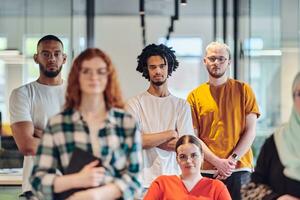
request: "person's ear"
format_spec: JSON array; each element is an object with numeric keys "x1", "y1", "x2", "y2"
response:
[
  {"x1": 227, "y1": 59, "x2": 232, "y2": 66},
  {"x1": 33, "y1": 54, "x2": 38, "y2": 64},
  {"x1": 203, "y1": 57, "x2": 208, "y2": 65},
  {"x1": 62, "y1": 53, "x2": 67, "y2": 64}
]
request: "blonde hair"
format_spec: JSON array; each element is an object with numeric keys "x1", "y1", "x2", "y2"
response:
[{"x1": 205, "y1": 41, "x2": 231, "y2": 60}]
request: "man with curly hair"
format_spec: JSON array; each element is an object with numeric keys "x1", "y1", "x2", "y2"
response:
[{"x1": 126, "y1": 44, "x2": 194, "y2": 198}]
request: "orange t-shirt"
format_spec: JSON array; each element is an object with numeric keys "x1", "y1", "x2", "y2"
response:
[
  {"x1": 187, "y1": 79, "x2": 260, "y2": 170},
  {"x1": 144, "y1": 175, "x2": 231, "y2": 200}
]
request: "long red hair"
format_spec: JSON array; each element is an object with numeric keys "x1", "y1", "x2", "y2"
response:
[{"x1": 65, "y1": 48, "x2": 124, "y2": 110}]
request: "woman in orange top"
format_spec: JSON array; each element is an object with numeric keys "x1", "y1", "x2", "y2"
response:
[{"x1": 144, "y1": 135, "x2": 231, "y2": 200}]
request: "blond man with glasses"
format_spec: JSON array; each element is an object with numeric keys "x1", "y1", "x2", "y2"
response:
[{"x1": 187, "y1": 41, "x2": 260, "y2": 200}]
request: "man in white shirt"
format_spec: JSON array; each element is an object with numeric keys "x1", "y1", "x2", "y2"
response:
[
  {"x1": 9, "y1": 35, "x2": 67, "y2": 199},
  {"x1": 126, "y1": 44, "x2": 194, "y2": 197}
]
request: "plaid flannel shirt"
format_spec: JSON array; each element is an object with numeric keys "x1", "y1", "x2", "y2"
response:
[{"x1": 30, "y1": 108, "x2": 142, "y2": 200}]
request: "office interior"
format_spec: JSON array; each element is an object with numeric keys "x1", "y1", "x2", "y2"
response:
[{"x1": 0, "y1": 0, "x2": 300, "y2": 198}]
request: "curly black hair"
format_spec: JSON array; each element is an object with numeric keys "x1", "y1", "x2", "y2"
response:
[{"x1": 136, "y1": 44, "x2": 179, "y2": 80}]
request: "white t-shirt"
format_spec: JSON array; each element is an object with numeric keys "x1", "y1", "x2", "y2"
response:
[
  {"x1": 9, "y1": 81, "x2": 65, "y2": 192},
  {"x1": 126, "y1": 91, "x2": 194, "y2": 188}
]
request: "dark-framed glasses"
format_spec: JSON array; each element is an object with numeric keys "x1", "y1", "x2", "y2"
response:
[
  {"x1": 206, "y1": 56, "x2": 228, "y2": 63},
  {"x1": 177, "y1": 153, "x2": 200, "y2": 162}
]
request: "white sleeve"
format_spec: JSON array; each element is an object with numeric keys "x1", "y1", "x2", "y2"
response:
[
  {"x1": 176, "y1": 100, "x2": 195, "y2": 136},
  {"x1": 9, "y1": 87, "x2": 32, "y2": 124},
  {"x1": 125, "y1": 98, "x2": 142, "y2": 132}
]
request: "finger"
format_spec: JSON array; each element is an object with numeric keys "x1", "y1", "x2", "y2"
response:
[
  {"x1": 92, "y1": 167, "x2": 106, "y2": 174},
  {"x1": 84, "y1": 160, "x2": 99, "y2": 168}
]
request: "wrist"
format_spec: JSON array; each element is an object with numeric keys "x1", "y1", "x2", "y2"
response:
[{"x1": 230, "y1": 153, "x2": 240, "y2": 161}]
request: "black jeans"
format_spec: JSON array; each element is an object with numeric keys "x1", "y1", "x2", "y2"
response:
[{"x1": 202, "y1": 171, "x2": 251, "y2": 200}]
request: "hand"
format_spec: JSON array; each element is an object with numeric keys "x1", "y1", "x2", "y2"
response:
[
  {"x1": 277, "y1": 194, "x2": 300, "y2": 200},
  {"x1": 214, "y1": 158, "x2": 237, "y2": 178},
  {"x1": 76, "y1": 160, "x2": 105, "y2": 188},
  {"x1": 158, "y1": 137, "x2": 178, "y2": 151},
  {"x1": 166, "y1": 130, "x2": 178, "y2": 139},
  {"x1": 66, "y1": 188, "x2": 99, "y2": 200},
  {"x1": 33, "y1": 127, "x2": 43, "y2": 138}
]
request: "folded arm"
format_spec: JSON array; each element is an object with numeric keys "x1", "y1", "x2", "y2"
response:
[{"x1": 11, "y1": 121, "x2": 42, "y2": 155}]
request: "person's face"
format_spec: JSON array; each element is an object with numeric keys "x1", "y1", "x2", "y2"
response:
[
  {"x1": 79, "y1": 57, "x2": 109, "y2": 96},
  {"x1": 294, "y1": 82, "x2": 300, "y2": 115},
  {"x1": 204, "y1": 46, "x2": 231, "y2": 79},
  {"x1": 147, "y1": 55, "x2": 168, "y2": 86},
  {"x1": 34, "y1": 40, "x2": 66, "y2": 78},
  {"x1": 176, "y1": 143, "x2": 202, "y2": 175}
]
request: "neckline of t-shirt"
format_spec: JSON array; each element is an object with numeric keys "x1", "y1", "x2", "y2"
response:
[
  {"x1": 34, "y1": 80, "x2": 64, "y2": 88},
  {"x1": 209, "y1": 78, "x2": 230, "y2": 89},
  {"x1": 145, "y1": 91, "x2": 173, "y2": 100}
]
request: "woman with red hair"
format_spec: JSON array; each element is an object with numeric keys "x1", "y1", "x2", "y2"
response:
[{"x1": 30, "y1": 48, "x2": 142, "y2": 200}]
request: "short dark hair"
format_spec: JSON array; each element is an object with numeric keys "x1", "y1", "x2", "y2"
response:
[
  {"x1": 37, "y1": 35, "x2": 63, "y2": 48},
  {"x1": 175, "y1": 135, "x2": 203, "y2": 154},
  {"x1": 136, "y1": 44, "x2": 179, "y2": 80}
]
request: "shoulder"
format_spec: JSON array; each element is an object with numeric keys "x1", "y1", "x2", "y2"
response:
[
  {"x1": 110, "y1": 107, "x2": 133, "y2": 118},
  {"x1": 109, "y1": 107, "x2": 137, "y2": 127},
  {"x1": 202, "y1": 177, "x2": 227, "y2": 188},
  {"x1": 187, "y1": 83, "x2": 209, "y2": 101},
  {"x1": 154, "y1": 175, "x2": 178, "y2": 183},
  {"x1": 262, "y1": 134, "x2": 276, "y2": 150},
  {"x1": 126, "y1": 92, "x2": 147, "y2": 109},
  {"x1": 229, "y1": 79, "x2": 253, "y2": 91},
  {"x1": 127, "y1": 92, "x2": 147, "y2": 102},
  {"x1": 47, "y1": 108, "x2": 74, "y2": 126},
  {"x1": 170, "y1": 95, "x2": 190, "y2": 107},
  {"x1": 189, "y1": 83, "x2": 208, "y2": 95},
  {"x1": 11, "y1": 81, "x2": 36, "y2": 96}
]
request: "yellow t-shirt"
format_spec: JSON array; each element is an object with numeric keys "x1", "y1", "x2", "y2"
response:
[{"x1": 187, "y1": 79, "x2": 260, "y2": 170}]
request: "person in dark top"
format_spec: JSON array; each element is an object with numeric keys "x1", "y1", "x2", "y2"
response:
[{"x1": 242, "y1": 72, "x2": 300, "y2": 200}]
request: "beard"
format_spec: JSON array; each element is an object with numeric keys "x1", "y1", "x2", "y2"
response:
[
  {"x1": 207, "y1": 67, "x2": 226, "y2": 79},
  {"x1": 39, "y1": 64, "x2": 62, "y2": 78},
  {"x1": 150, "y1": 78, "x2": 167, "y2": 86}
]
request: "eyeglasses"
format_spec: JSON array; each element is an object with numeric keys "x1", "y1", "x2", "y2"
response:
[
  {"x1": 206, "y1": 56, "x2": 228, "y2": 64},
  {"x1": 40, "y1": 51, "x2": 63, "y2": 59},
  {"x1": 177, "y1": 153, "x2": 200, "y2": 162},
  {"x1": 294, "y1": 91, "x2": 300, "y2": 98},
  {"x1": 80, "y1": 68, "x2": 109, "y2": 77}
]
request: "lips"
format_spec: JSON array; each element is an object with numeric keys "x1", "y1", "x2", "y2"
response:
[{"x1": 47, "y1": 65, "x2": 57, "y2": 70}]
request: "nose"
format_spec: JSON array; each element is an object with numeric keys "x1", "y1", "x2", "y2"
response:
[
  {"x1": 47, "y1": 54, "x2": 56, "y2": 62},
  {"x1": 186, "y1": 156, "x2": 193, "y2": 162},
  {"x1": 154, "y1": 67, "x2": 162, "y2": 74}
]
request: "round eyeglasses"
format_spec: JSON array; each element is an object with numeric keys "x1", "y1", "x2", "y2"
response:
[
  {"x1": 206, "y1": 56, "x2": 228, "y2": 64},
  {"x1": 177, "y1": 153, "x2": 200, "y2": 162}
]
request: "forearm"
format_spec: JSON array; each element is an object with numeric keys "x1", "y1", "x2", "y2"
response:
[
  {"x1": 232, "y1": 129, "x2": 255, "y2": 159},
  {"x1": 94, "y1": 183, "x2": 122, "y2": 200},
  {"x1": 200, "y1": 140, "x2": 220, "y2": 166},
  {"x1": 142, "y1": 131, "x2": 176, "y2": 149},
  {"x1": 231, "y1": 113, "x2": 257, "y2": 158},
  {"x1": 11, "y1": 122, "x2": 41, "y2": 155},
  {"x1": 158, "y1": 138, "x2": 177, "y2": 151},
  {"x1": 15, "y1": 134, "x2": 41, "y2": 155}
]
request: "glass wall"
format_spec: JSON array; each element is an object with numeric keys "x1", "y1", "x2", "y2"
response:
[
  {"x1": 238, "y1": 0, "x2": 300, "y2": 158},
  {"x1": 0, "y1": 0, "x2": 87, "y2": 124}
]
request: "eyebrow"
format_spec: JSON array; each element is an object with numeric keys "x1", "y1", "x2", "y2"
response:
[{"x1": 40, "y1": 50, "x2": 62, "y2": 53}]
